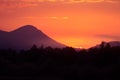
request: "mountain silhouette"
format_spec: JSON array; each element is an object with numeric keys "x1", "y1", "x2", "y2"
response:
[
  {"x1": 94, "y1": 41, "x2": 120, "y2": 48},
  {"x1": 0, "y1": 25, "x2": 65, "y2": 50},
  {"x1": 105, "y1": 41, "x2": 120, "y2": 47}
]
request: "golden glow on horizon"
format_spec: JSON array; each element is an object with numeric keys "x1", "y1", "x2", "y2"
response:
[{"x1": 54, "y1": 37, "x2": 102, "y2": 48}]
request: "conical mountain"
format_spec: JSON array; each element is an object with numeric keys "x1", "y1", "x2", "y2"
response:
[{"x1": 0, "y1": 25, "x2": 65, "y2": 50}]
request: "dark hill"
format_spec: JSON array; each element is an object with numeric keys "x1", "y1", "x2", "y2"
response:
[{"x1": 0, "y1": 25, "x2": 65, "y2": 50}]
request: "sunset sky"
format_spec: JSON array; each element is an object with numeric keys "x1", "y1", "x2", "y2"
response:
[{"x1": 0, "y1": 0, "x2": 120, "y2": 48}]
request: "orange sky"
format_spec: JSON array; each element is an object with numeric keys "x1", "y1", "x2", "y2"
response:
[{"x1": 0, "y1": 0, "x2": 120, "y2": 48}]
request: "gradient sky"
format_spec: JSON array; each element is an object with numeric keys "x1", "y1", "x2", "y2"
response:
[{"x1": 0, "y1": 0, "x2": 120, "y2": 48}]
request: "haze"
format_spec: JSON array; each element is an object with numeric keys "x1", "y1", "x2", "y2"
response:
[{"x1": 0, "y1": 0, "x2": 120, "y2": 48}]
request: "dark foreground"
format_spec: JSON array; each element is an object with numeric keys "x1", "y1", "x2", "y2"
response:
[{"x1": 0, "y1": 43, "x2": 120, "y2": 80}]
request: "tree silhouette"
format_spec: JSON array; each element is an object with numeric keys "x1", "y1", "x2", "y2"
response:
[
  {"x1": 0, "y1": 43, "x2": 119, "y2": 79},
  {"x1": 100, "y1": 41, "x2": 106, "y2": 49},
  {"x1": 30, "y1": 44, "x2": 38, "y2": 51}
]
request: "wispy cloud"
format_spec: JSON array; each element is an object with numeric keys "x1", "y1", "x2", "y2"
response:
[
  {"x1": 66, "y1": 0, "x2": 120, "y2": 3},
  {"x1": 96, "y1": 34, "x2": 120, "y2": 40},
  {"x1": 0, "y1": 0, "x2": 38, "y2": 10},
  {"x1": 50, "y1": 16, "x2": 69, "y2": 19},
  {"x1": 23, "y1": 16, "x2": 69, "y2": 20},
  {"x1": 0, "y1": 0, "x2": 120, "y2": 17}
]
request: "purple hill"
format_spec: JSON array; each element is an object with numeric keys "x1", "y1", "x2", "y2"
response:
[{"x1": 0, "y1": 25, "x2": 65, "y2": 50}]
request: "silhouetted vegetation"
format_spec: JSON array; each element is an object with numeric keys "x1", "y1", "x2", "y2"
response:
[{"x1": 0, "y1": 43, "x2": 120, "y2": 80}]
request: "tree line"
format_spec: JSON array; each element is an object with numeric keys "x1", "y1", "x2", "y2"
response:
[{"x1": 0, "y1": 42, "x2": 120, "y2": 80}]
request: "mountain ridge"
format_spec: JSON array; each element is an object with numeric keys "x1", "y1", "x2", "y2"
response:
[
  {"x1": 92, "y1": 41, "x2": 120, "y2": 49},
  {"x1": 11, "y1": 25, "x2": 39, "y2": 32},
  {"x1": 0, "y1": 25, "x2": 66, "y2": 50}
]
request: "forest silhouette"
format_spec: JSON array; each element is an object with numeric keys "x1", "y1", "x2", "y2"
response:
[{"x1": 0, "y1": 42, "x2": 120, "y2": 80}]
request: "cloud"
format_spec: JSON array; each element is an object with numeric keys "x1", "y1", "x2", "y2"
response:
[
  {"x1": 62, "y1": 17, "x2": 69, "y2": 19},
  {"x1": 66, "y1": 0, "x2": 120, "y2": 3},
  {"x1": 96, "y1": 34, "x2": 120, "y2": 40},
  {"x1": 50, "y1": 16, "x2": 69, "y2": 19},
  {"x1": 107, "y1": 0, "x2": 120, "y2": 3},
  {"x1": 23, "y1": 16, "x2": 40, "y2": 19},
  {"x1": 0, "y1": 0, "x2": 38, "y2": 10},
  {"x1": 23, "y1": 16, "x2": 69, "y2": 20},
  {"x1": 0, "y1": 0, "x2": 120, "y2": 16}
]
